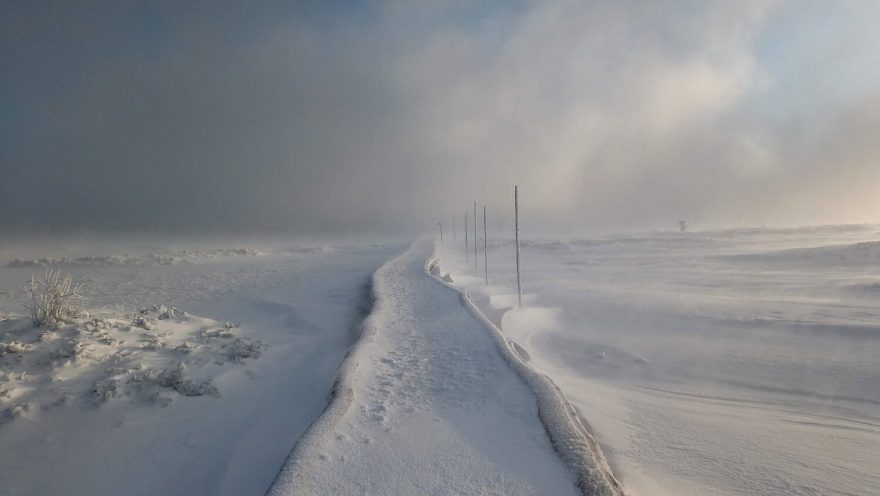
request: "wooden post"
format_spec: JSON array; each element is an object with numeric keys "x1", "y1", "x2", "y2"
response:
[
  {"x1": 483, "y1": 205, "x2": 488, "y2": 285},
  {"x1": 473, "y1": 201, "x2": 478, "y2": 270},
  {"x1": 515, "y1": 186, "x2": 522, "y2": 308},
  {"x1": 465, "y1": 211, "x2": 469, "y2": 261},
  {"x1": 438, "y1": 222, "x2": 443, "y2": 244}
]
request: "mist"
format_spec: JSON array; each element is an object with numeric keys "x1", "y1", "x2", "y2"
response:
[{"x1": 3, "y1": 0, "x2": 880, "y2": 235}]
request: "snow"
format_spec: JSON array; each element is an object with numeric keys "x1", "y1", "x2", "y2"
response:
[
  {"x1": 7, "y1": 247, "x2": 262, "y2": 268},
  {"x1": 4, "y1": 225, "x2": 876, "y2": 495},
  {"x1": 430, "y1": 262, "x2": 624, "y2": 496},
  {"x1": 269, "y1": 240, "x2": 594, "y2": 496},
  {"x1": 0, "y1": 306, "x2": 256, "y2": 419},
  {"x1": 438, "y1": 224, "x2": 880, "y2": 496},
  {"x1": 0, "y1": 236, "x2": 399, "y2": 496}
]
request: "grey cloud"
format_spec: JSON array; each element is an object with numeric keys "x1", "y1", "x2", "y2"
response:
[{"x1": 2, "y1": 1, "x2": 879, "y2": 235}]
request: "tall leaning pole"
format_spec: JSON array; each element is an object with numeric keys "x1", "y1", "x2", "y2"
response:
[
  {"x1": 473, "y1": 201, "x2": 478, "y2": 270},
  {"x1": 483, "y1": 205, "x2": 488, "y2": 285},
  {"x1": 515, "y1": 185, "x2": 522, "y2": 308},
  {"x1": 465, "y1": 211, "x2": 469, "y2": 261}
]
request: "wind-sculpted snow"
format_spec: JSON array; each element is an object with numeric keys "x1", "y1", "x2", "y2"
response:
[
  {"x1": 0, "y1": 239, "x2": 397, "y2": 496},
  {"x1": 438, "y1": 225, "x2": 880, "y2": 496},
  {"x1": 704, "y1": 223, "x2": 875, "y2": 237},
  {"x1": 266, "y1": 258, "x2": 384, "y2": 496},
  {"x1": 268, "y1": 240, "x2": 584, "y2": 496},
  {"x1": 725, "y1": 240, "x2": 880, "y2": 266},
  {"x1": 428, "y1": 258, "x2": 625, "y2": 496}
]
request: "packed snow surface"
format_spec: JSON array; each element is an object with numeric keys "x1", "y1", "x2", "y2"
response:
[
  {"x1": 439, "y1": 224, "x2": 880, "y2": 496},
  {"x1": 0, "y1": 236, "x2": 399, "y2": 496},
  {"x1": 269, "y1": 240, "x2": 587, "y2": 496}
]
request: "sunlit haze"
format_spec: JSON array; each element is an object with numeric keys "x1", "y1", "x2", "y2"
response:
[{"x1": 4, "y1": 1, "x2": 880, "y2": 234}]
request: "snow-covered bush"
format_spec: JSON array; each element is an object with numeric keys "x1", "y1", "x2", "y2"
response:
[
  {"x1": 23, "y1": 268, "x2": 85, "y2": 327},
  {"x1": 157, "y1": 305, "x2": 178, "y2": 320},
  {"x1": 226, "y1": 338, "x2": 264, "y2": 363}
]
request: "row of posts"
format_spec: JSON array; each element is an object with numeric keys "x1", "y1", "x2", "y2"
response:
[{"x1": 437, "y1": 186, "x2": 522, "y2": 308}]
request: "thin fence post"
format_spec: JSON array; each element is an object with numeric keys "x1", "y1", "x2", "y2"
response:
[
  {"x1": 515, "y1": 186, "x2": 522, "y2": 308},
  {"x1": 483, "y1": 205, "x2": 488, "y2": 285},
  {"x1": 438, "y1": 222, "x2": 443, "y2": 245},
  {"x1": 465, "y1": 211, "x2": 469, "y2": 261},
  {"x1": 473, "y1": 201, "x2": 478, "y2": 270}
]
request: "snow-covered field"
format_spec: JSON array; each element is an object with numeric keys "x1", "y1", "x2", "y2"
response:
[
  {"x1": 439, "y1": 224, "x2": 880, "y2": 496},
  {"x1": 0, "y1": 235, "x2": 401, "y2": 496},
  {"x1": 4, "y1": 226, "x2": 878, "y2": 496}
]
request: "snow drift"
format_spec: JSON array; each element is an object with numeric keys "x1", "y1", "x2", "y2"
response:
[{"x1": 428, "y1": 257, "x2": 625, "y2": 496}]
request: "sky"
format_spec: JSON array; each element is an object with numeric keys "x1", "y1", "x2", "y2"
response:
[{"x1": 2, "y1": 0, "x2": 880, "y2": 235}]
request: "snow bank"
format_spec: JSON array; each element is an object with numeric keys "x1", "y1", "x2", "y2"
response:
[
  {"x1": 265, "y1": 259, "x2": 384, "y2": 495},
  {"x1": 427, "y1": 256, "x2": 625, "y2": 496}
]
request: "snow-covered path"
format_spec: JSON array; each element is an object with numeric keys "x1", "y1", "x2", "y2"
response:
[{"x1": 268, "y1": 240, "x2": 585, "y2": 495}]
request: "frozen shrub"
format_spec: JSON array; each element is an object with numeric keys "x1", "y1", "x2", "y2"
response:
[
  {"x1": 145, "y1": 363, "x2": 219, "y2": 397},
  {"x1": 226, "y1": 338, "x2": 263, "y2": 363},
  {"x1": 1, "y1": 341, "x2": 34, "y2": 354},
  {"x1": 428, "y1": 260, "x2": 441, "y2": 277},
  {"x1": 23, "y1": 268, "x2": 85, "y2": 327},
  {"x1": 150, "y1": 391, "x2": 174, "y2": 407},
  {"x1": 91, "y1": 379, "x2": 122, "y2": 405},
  {"x1": 157, "y1": 305, "x2": 178, "y2": 320},
  {"x1": 0, "y1": 402, "x2": 32, "y2": 424},
  {"x1": 56, "y1": 338, "x2": 92, "y2": 360},
  {"x1": 201, "y1": 327, "x2": 234, "y2": 339},
  {"x1": 172, "y1": 341, "x2": 197, "y2": 353},
  {"x1": 131, "y1": 316, "x2": 153, "y2": 330}
]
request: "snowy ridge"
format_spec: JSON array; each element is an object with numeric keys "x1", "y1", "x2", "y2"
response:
[
  {"x1": 428, "y1": 256, "x2": 626, "y2": 496},
  {"x1": 264, "y1": 255, "x2": 387, "y2": 496},
  {"x1": 267, "y1": 240, "x2": 585, "y2": 495}
]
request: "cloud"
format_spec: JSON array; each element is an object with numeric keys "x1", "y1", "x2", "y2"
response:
[{"x1": 2, "y1": 0, "x2": 879, "y2": 234}]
